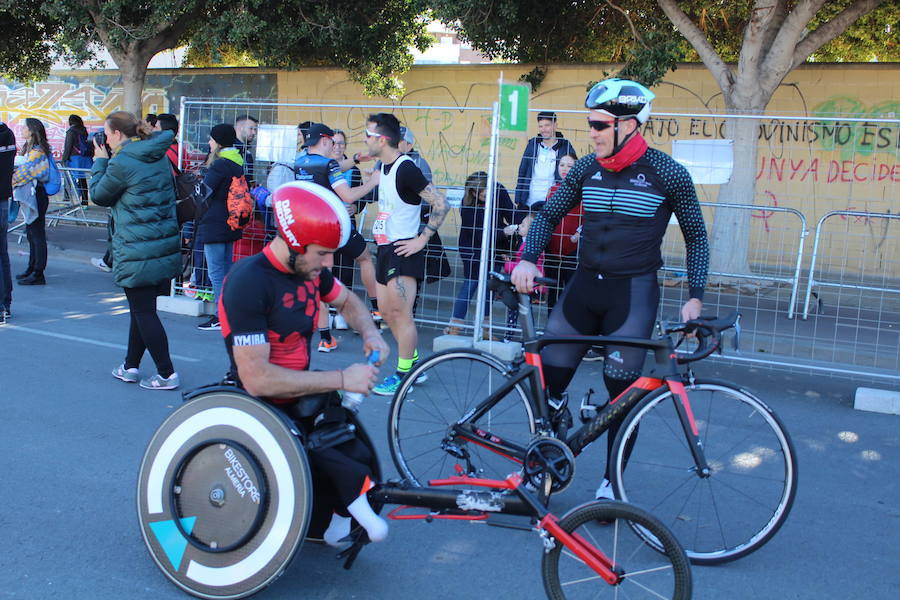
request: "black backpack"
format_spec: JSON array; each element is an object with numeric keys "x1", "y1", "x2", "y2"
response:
[{"x1": 171, "y1": 163, "x2": 211, "y2": 226}]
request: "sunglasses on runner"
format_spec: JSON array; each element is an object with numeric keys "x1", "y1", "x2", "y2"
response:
[
  {"x1": 587, "y1": 119, "x2": 616, "y2": 131},
  {"x1": 365, "y1": 128, "x2": 388, "y2": 139}
]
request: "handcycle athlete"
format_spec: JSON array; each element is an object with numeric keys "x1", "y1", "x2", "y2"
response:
[
  {"x1": 219, "y1": 181, "x2": 391, "y2": 545},
  {"x1": 136, "y1": 185, "x2": 695, "y2": 600},
  {"x1": 511, "y1": 78, "x2": 710, "y2": 500}
]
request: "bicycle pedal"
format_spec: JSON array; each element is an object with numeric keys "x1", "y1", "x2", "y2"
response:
[{"x1": 579, "y1": 388, "x2": 606, "y2": 424}]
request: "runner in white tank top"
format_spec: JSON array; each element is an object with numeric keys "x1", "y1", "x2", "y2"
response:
[{"x1": 362, "y1": 113, "x2": 449, "y2": 396}]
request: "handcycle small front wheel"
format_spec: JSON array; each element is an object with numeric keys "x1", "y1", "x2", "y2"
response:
[
  {"x1": 388, "y1": 348, "x2": 536, "y2": 486},
  {"x1": 541, "y1": 500, "x2": 692, "y2": 600},
  {"x1": 610, "y1": 379, "x2": 798, "y2": 565}
]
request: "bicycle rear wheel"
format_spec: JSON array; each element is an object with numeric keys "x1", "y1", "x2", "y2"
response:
[
  {"x1": 541, "y1": 500, "x2": 692, "y2": 600},
  {"x1": 610, "y1": 380, "x2": 797, "y2": 565},
  {"x1": 388, "y1": 349, "x2": 536, "y2": 486}
]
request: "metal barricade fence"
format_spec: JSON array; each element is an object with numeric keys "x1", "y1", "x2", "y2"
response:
[
  {"x1": 173, "y1": 98, "x2": 898, "y2": 381},
  {"x1": 800, "y1": 211, "x2": 899, "y2": 374},
  {"x1": 177, "y1": 98, "x2": 497, "y2": 318},
  {"x1": 8, "y1": 164, "x2": 106, "y2": 237}
]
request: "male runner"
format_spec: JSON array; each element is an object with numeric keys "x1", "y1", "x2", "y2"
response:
[{"x1": 362, "y1": 113, "x2": 449, "y2": 396}]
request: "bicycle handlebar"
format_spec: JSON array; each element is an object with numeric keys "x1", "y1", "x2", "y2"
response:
[
  {"x1": 662, "y1": 312, "x2": 741, "y2": 364},
  {"x1": 489, "y1": 271, "x2": 557, "y2": 311}
]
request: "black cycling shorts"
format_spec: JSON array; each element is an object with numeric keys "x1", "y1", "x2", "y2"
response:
[{"x1": 375, "y1": 241, "x2": 425, "y2": 285}]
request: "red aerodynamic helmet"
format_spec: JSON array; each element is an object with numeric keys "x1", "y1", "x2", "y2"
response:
[{"x1": 271, "y1": 181, "x2": 351, "y2": 253}]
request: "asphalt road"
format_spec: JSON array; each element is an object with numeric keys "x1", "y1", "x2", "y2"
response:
[{"x1": 0, "y1": 238, "x2": 897, "y2": 600}]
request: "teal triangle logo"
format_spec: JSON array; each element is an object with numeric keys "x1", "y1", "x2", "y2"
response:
[{"x1": 148, "y1": 517, "x2": 196, "y2": 571}]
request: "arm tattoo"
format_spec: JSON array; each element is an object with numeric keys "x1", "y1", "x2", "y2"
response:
[{"x1": 420, "y1": 183, "x2": 449, "y2": 230}]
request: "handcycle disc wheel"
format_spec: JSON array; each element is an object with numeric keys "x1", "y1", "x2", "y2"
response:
[
  {"x1": 610, "y1": 380, "x2": 797, "y2": 565},
  {"x1": 137, "y1": 387, "x2": 312, "y2": 599},
  {"x1": 541, "y1": 500, "x2": 692, "y2": 600},
  {"x1": 389, "y1": 349, "x2": 536, "y2": 486}
]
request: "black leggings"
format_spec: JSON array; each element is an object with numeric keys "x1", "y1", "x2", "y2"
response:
[
  {"x1": 124, "y1": 285, "x2": 175, "y2": 377},
  {"x1": 25, "y1": 186, "x2": 49, "y2": 275},
  {"x1": 542, "y1": 271, "x2": 659, "y2": 477},
  {"x1": 308, "y1": 437, "x2": 374, "y2": 515}
]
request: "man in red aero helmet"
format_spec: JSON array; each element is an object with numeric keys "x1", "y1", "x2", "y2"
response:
[{"x1": 219, "y1": 180, "x2": 391, "y2": 546}]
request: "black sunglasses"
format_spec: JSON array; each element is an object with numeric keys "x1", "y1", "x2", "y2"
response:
[{"x1": 587, "y1": 119, "x2": 616, "y2": 131}]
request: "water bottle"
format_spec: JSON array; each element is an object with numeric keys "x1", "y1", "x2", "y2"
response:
[{"x1": 342, "y1": 350, "x2": 380, "y2": 412}]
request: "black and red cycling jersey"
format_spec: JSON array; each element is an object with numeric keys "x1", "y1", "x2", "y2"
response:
[{"x1": 219, "y1": 243, "x2": 343, "y2": 403}]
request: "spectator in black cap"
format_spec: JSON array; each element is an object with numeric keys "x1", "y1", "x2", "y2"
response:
[
  {"x1": 398, "y1": 126, "x2": 432, "y2": 183},
  {"x1": 514, "y1": 110, "x2": 575, "y2": 214},
  {"x1": 294, "y1": 122, "x2": 381, "y2": 352},
  {"x1": 196, "y1": 123, "x2": 246, "y2": 331}
]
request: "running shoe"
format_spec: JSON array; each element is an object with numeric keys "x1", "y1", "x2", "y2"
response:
[
  {"x1": 318, "y1": 338, "x2": 338, "y2": 353},
  {"x1": 595, "y1": 478, "x2": 615, "y2": 501},
  {"x1": 91, "y1": 257, "x2": 111, "y2": 272},
  {"x1": 197, "y1": 317, "x2": 221, "y2": 331},
  {"x1": 373, "y1": 374, "x2": 402, "y2": 396},
  {"x1": 140, "y1": 372, "x2": 181, "y2": 390},
  {"x1": 112, "y1": 364, "x2": 140, "y2": 383}
]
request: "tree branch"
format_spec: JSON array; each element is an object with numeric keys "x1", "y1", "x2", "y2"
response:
[
  {"x1": 758, "y1": 0, "x2": 790, "y2": 58},
  {"x1": 758, "y1": 0, "x2": 883, "y2": 91},
  {"x1": 791, "y1": 0, "x2": 885, "y2": 68},
  {"x1": 736, "y1": 1, "x2": 784, "y2": 82},
  {"x1": 606, "y1": 1, "x2": 647, "y2": 50},
  {"x1": 657, "y1": 0, "x2": 734, "y2": 91}
]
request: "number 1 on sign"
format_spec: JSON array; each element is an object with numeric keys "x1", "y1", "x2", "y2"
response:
[{"x1": 508, "y1": 89, "x2": 519, "y2": 127}]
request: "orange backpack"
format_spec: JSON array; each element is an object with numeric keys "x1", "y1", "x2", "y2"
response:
[{"x1": 226, "y1": 175, "x2": 252, "y2": 231}]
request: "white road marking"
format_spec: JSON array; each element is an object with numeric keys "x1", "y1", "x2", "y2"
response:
[{"x1": 3, "y1": 325, "x2": 202, "y2": 362}]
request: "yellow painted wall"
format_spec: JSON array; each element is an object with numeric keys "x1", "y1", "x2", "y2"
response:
[{"x1": 276, "y1": 63, "x2": 898, "y2": 278}]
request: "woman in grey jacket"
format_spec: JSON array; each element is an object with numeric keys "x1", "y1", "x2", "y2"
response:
[{"x1": 90, "y1": 111, "x2": 181, "y2": 390}]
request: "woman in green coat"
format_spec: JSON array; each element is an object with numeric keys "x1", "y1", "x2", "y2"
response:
[{"x1": 90, "y1": 111, "x2": 181, "y2": 390}]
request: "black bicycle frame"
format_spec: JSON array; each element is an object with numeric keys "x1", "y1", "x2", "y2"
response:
[{"x1": 449, "y1": 291, "x2": 712, "y2": 477}]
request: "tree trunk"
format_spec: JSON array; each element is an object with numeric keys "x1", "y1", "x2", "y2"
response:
[
  {"x1": 108, "y1": 48, "x2": 153, "y2": 117},
  {"x1": 120, "y1": 57, "x2": 149, "y2": 117},
  {"x1": 708, "y1": 114, "x2": 760, "y2": 278}
]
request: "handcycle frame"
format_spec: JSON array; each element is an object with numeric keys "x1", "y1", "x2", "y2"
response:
[
  {"x1": 137, "y1": 383, "x2": 691, "y2": 599},
  {"x1": 371, "y1": 472, "x2": 626, "y2": 586},
  {"x1": 449, "y1": 274, "x2": 728, "y2": 480}
]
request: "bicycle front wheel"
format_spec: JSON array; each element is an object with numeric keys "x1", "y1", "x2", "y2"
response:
[
  {"x1": 388, "y1": 349, "x2": 536, "y2": 486},
  {"x1": 541, "y1": 500, "x2": 692, "y2": 600},
  {"x1": 610, "y1": 380, "x2": 797, "y2": 565}
]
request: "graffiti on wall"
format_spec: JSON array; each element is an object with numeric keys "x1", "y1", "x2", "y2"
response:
[{"x1": 0, "y1": 72, "x2": 277, "y2": 157}]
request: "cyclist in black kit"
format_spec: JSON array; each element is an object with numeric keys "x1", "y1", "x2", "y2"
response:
[
  {"x1": 511, "y1": 78, "x2": 709, "y2": 500},
  {"x1": 220, "y1": 181, "x2": 391, "y2": 546}
]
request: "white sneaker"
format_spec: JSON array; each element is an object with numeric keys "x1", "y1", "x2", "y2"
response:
[
  {"x1": 595, "y1": 478, "x2": 615, "y2": 500},
  {"x1": 91, "y1": 257, "x2": 111, "y2": 272},
  {"x1": 333, "y1": 313, "x2": 349, "y2": 330}
]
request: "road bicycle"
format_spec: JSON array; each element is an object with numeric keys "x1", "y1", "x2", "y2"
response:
[
  {"x1": 388, "y1": 273, "x2": 798, "y2": 565},
  {"x1": 138, "y1": 384, "x2": 692, "y2": 599}
]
